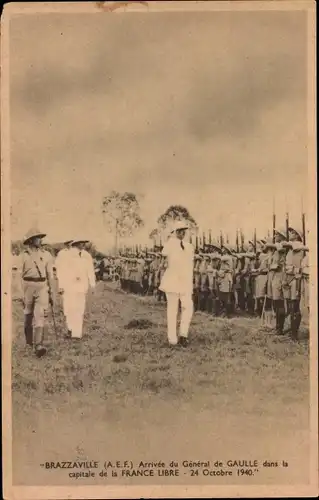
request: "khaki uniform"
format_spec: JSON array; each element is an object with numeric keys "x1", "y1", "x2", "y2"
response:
[
  {"x1": 282, "y1": 243, "x2": 304, "y2": 301},
  {"x1": 268, "y1": 244, "x2": 287, "y2": 334},
  {"x1": 206, "y1": 256, "x2": 220, "y2": 315},
  {"x1": 136, "y1": 258, "x2": 145, "y2": 294},
  {"x1": 193, "y1": 257, "x2": 201, "y2": 311},
  {"x1": 20, "y1": 248, "x2": 54, "y2": 348},
  {"x1": 242, "y1": 252, "x2": 256, "y2": 314},
  {"x1": 156, "y1": 258, "x2": 166, "y2": 301},
  {"x1": 217, "y1": 254, "x2": 234, "y2": 316},
  {"x1": 148, "y1": 258, "x2": 159, "y2": 292},
  {"x1": 301, "y1": 252, "x2": 309, "y2": 312},
  {"x1": 283, "y1": 241, "x2": 304, "y2": 339},
  {"x1": 268, "y1": 245, "x2": 286, "y2": 300},
  {"x1": 121, "y1": 260, "x2": 130, "y2": 290},
  {"x1": 255, "y1": 252, "x2": 270, "y2": 298},
  {"x1": 198, "y1": 257, "x2": 209, "y2": 311}
]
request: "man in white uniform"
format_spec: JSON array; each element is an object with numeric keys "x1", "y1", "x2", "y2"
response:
[
  {"x1": 55, "y1": 239, "x2": 73, "y2": 328},
  {"x1": 57, "y1": 238, "x2": 96, "y2": 339},
  {"x1": 159, "y1": 221, "x2": 194, "y2": 347}
]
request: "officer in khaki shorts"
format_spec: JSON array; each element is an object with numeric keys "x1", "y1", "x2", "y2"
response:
[
  {"x1": 283, "y1": 227, "x2": 305, "y2": 340},
  {"x1": 268, "y1": 228, "x2": 287, "y2": 335},
  {"x1": 20, "y1": 228, "x2": 55, "y2": 358}
]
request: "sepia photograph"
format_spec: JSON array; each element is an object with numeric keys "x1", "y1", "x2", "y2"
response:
[{"x1": 1, "y1": 1, "x2": 317, "y2": 498}]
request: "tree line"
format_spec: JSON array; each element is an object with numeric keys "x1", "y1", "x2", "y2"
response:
[{"x1": 11, "y1": 191, "x2": 197, "y2": 256}]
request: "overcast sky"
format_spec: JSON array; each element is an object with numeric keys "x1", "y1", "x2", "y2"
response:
[{"x1": 9, "y1": 9, "x2": 309, "y2": 250}]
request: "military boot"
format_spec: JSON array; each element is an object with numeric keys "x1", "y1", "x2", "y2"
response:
[
  {"x1": 24, "y1": 314, "x2": 33, "y2": 346},
  {"x1": 34, "y1": 327, "x2": 47, "y2": 358}
]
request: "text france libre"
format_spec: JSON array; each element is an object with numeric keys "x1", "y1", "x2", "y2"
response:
[{"x1": 44, "y1": 460, "x2": 268, "y2": 478}]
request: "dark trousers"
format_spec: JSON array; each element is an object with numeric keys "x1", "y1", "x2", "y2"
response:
[
  {"x1": 246, "y1": 294, "x2": 255, "y2": 315},
  {"x1": 219, "y1": 292, "x2": 232, "y2": 317},
  {"x1": 287, "y1": 299, "x2": 302, "y2": 340},
  {"x1": 273, "y1": 299, "x2": 286, "y2": 334},
  {"x1": 199, "y1": 290, "x2": 209, "y2": 312},
  {"x1": 192, "y1": 288, "x2": 200, "y2": 311}
]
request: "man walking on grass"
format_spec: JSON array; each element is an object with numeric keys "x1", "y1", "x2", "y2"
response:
[
  {"x1": 57, "y1": 238, "x2": 96, "y2": 340},
  {"x1": 55, "y1": 239, "x2": 73, "y2": 321},
  {"x1": 20, "y1": 228, "x2": 55, "y2": 358},
  {"x1": 159, "y1": 221, "x2": 194, "y2": 347}
]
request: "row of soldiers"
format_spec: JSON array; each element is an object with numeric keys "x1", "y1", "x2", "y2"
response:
[{"x1": 102, "y1": 225, "x2": 309, "y2": 341}]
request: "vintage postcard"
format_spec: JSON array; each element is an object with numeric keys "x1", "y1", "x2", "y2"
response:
[{"x1": 1, "y1": 1, "x2": 317, "y2": 498}]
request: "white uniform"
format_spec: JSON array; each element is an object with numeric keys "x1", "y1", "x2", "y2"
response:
[
  {"x1": 159, "y1": 236, "x2": 194, "y2": 345},
  {"x1": 57, "y1": 247, "x2": 96, "y2": 338},
  {"x1": 55, "y1": 248, "x2": 72, "y2": 316}
]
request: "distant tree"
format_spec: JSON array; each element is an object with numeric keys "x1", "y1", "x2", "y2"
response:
[
  {"x1": 149, "y1": 228, "x2": 159, "y2": 242},
  {"x1": 157, "y1": 205, "x2": 198, "y2": 232},
  {"x1": 102, "y1": 191, "x2": 144, "y2": 253}
]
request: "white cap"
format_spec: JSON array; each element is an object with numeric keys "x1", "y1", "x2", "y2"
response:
[{"x1": 170, "y1": 220, "x2": 189, "y2": 233}]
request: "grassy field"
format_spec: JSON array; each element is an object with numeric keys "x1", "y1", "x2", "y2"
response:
[{"x1": 11, "y1": 273, "x2": 310, "y2": 486}]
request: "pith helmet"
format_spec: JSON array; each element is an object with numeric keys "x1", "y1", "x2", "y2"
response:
[
  {"x1": 288, "y1": 227, "x2": 303, "y2": 241},
  {"x1": 222, "y1": 244, "x2": 232, "y2": 254},
  {"x1": 23, "y1": 228, "x2": 46, "y2": 244},
  {"x1": 274, "y1": 228, "x2": 287, "y2": 239},
  {"x1": 210, "y1": 244, "x2": 221, "y2": 252}
]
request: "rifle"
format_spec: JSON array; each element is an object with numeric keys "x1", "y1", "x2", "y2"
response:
[
  {"x1": 285, "y1": 211, "x2": 289, "y2": 242},
  {"x1": 253, "y1": 228, "x2": 257, "y2": 253},
  {"x1": 220, "y1": 231, "x2": 223, "y2": 248},
  {"x1": 272, "y1": 198, "x2": 276, "y2": 244},
  {"x1": 301, "y1": 198, "x2": 306, "y2": 246},
  {"x1": 208, "y1": 229, "x2": 212, "y2": 245},
  {"x1": 240, "y1": 229, "x2": 244, "y2": 252},
  {"x1": 203, "y1": 232, "x2": 206, "y2": 248},
  {"x1": 195, "y1": 235, "x2": 199, "y2": 253}
]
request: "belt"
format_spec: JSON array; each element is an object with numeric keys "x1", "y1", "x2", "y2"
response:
[{"x1": 23, "y1": 277, "x2": 46, "y2": 283}]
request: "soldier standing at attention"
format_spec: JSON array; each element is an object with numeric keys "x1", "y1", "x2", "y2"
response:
[
  {"x1": 269, "y1": 228, "x2": 287, "y2": 335},
  {"x1": 198, "y1": 253, "x2": 209, "y2": 311},
  {"x1": 20, "y1": 228, "x2": 55, "y2": 358},
  {"x1": 218, "y1": 245, "x2": 234, "y2": 317},
  {"x1": 255, "y1": 239, "x2": 272, "y2": 319},
  {"x1": 156, "y1": 255, "x2": 167, "y2": 302},
  {"x1": 206, "y1": 250, "x2": 221, "y2": 316},
  {"x1": 148, "y1": 253, "x2": 159, "y2": 296},
  {"x1": 245, "y1": 241, "x2": 257, "y2": 315},
  {"x1": 135, "y1": 254, "x2": 145, "y2": 295},
  {"x1": 283, "y1": 227, "x2": 305, "y2": 340},
  {"x1": 233, "y1": 250, "x2": 243, "y2": 311},
  {"x1": 193, "y1": 254, "x2": 202, "y2": 312}
]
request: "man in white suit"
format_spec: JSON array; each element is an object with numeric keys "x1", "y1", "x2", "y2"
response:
[
  {"x1": 159, "y1": 221, "x2": 194, "y2": 347},
  {"x1": 55, "y1": 239, "x2": 73, "y2": 321},
  {"x1": 57, "y1": 238, "x2": 96, "y2": 339}
]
